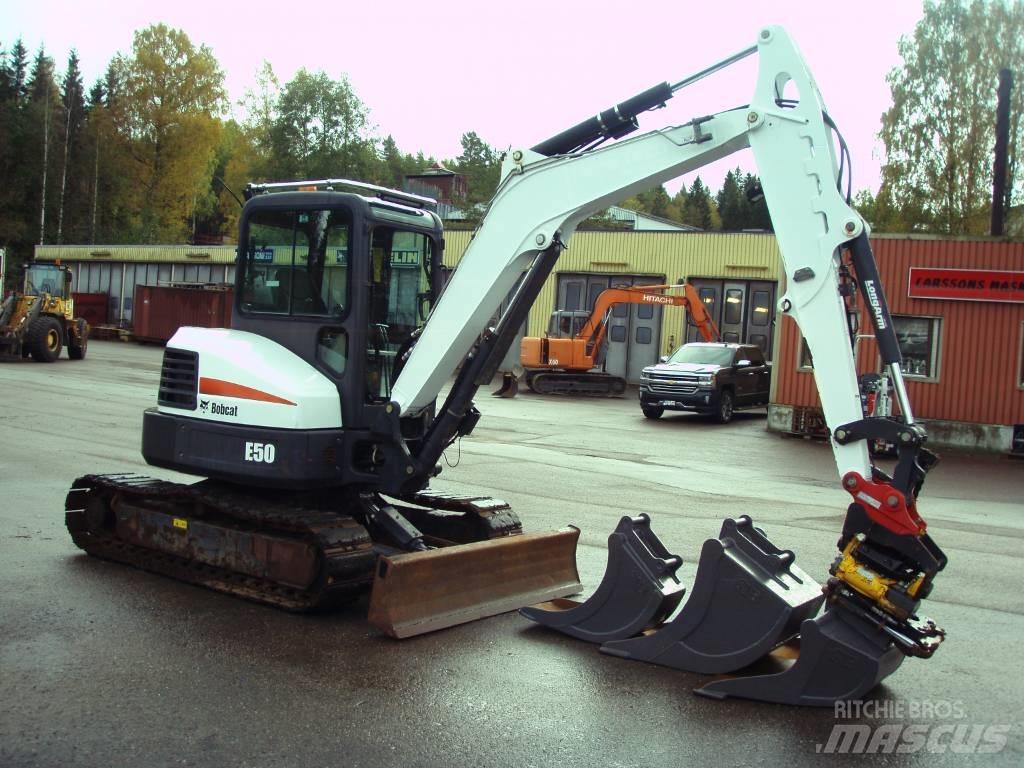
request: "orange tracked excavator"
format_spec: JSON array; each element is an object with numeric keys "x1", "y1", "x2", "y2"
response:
[{"x1": 512, "y1": 283, "x2": 719, "y2": 396}]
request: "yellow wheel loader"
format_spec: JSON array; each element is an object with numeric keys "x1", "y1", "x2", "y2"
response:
[{"x1": 0, "y1": 262, "x2": 89, "y2": 362}]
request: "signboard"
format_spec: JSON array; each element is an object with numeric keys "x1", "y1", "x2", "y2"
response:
[
  {"x1": 908, "y1": 267, "x2": 1024, "y2": 303},
  {"x1": 252, "y1": 247, "x2": 274, "y2": 263}
]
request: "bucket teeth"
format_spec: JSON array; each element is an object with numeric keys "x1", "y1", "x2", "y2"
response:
[
  {"x1": 601, "y1": 516, "x2": 824, "y2": 674},
  {"x1": 519, "y1": 514, "x2": 685, "y2": 643}
]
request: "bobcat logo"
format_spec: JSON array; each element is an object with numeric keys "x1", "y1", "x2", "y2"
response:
[{"x1": 199, "y1": 399, "x2": 210, "y2": 412}]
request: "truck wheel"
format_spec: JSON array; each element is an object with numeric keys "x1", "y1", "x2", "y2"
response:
[
  {"x1": 68, "y1": 319, "x2": 89, "y2": 360},
  {"x1": 28, "y1": 316, "x2": 64, "y2": 362},
  {"x1": 642, "y1": 405, "x2": 664, "y2": 420},
  {"x1": 715, "y1": 390, "x2": 734, "y2": 424}
]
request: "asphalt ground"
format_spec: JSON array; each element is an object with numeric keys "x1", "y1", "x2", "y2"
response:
[{"x1": 1, "y1": 340, "x2": 1022, "y2": 768}]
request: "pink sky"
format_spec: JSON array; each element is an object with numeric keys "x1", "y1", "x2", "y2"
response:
[{"x1": 7, "y1": 0, "x2": 924, "y2": 195}]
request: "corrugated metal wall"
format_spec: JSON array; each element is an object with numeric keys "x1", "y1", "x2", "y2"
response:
[
  {"x1": 443, "y1": 230, "x2": 781, "y2": 349},
  {"x1": 36, "y1": 245, "x2": 235, "y2": 325},
  {"x1": 773, "y1": 236, "x2": 1024, "y2": 426}
]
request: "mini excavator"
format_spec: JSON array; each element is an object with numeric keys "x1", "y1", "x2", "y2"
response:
[{"x1": 66, "y1": 26, "x2": 944, "y2": 703}]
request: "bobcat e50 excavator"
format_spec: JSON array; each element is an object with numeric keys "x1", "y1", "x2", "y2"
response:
[
  {"x1": 516, "y1": 283, "x2": 719, "y2": 396},
  {"x1": 66, "y1": 26, "x2": 945, "y2": 702}
]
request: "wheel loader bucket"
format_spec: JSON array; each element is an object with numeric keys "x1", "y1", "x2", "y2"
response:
[
  {"x1": 367, "y1": 527, "x2": 582, "y2": 638},
  {"x1": 491, "y1": 372, "x2": 519, "y2": 398},
  {"x1": 519, "y1": 514, "x2": 686, "y2": 643},
  {"x1": 601, "y1": 517, "x2": 824, "y2": 673},
  {"x1": 694, "y1": 605, "x2": 905, "y2": 706}
]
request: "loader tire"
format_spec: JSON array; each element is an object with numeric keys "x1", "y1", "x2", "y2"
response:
[
  {"x1": 68, "y1": 319, "x2": 88, "y2": 360},
  {"x1": 28, "y1": 316, "x2": 63, "y2": 363}
]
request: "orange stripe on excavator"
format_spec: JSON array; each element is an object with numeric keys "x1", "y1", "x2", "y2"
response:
[{"x1": 199, "y1": 377, "x2": 296, "y2": 406}]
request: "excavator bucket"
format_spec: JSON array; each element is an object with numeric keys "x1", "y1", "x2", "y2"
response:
[
  {"x1": 519, "y1": 514, "x2": 686, "y2": 643},
  {"x1": 491, "y1": 372, "x2": 519, "y2": 398},
  {"x1": 695, "y1": 606, "x2": 905, "y2": 706},
  {"x1": 601, "y1": 517, "x2": 824, "y2": 673},
  {"x1": 367, "y1": 527, "x2": 582, "y2": 638}
]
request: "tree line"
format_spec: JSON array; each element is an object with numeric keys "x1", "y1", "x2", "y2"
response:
[{"x1": 1, "y1": 1, "x2": 1021, "y2": 288}]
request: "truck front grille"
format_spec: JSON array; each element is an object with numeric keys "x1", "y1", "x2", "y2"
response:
[
  {"x1": 157, "y1": 348, "x2": 198, "y2": 410},
  {"x1": 642, "y1": 371, "x2": 699, "y2": 396}
]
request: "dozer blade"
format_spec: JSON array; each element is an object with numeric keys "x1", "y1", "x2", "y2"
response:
[
  {"x1": 601, "y1": 516, "x2": 824, "y2": 674},
  {"x1": 519, "y1": 514, "x2": 685, "y2": 643},
  {"x1": 367, "y1": 527, "x2": 582, "y2": 638},
  {"x1": 491, "y1": 372, "x2": 519, "y2": 398},
  {"x1": 694, "y1": 605, "x2": 905, "y2": 706}
]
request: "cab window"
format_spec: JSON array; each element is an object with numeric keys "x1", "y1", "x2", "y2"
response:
[{"x1": 240, "y1": 208, "x2": 351, "y2": 317}]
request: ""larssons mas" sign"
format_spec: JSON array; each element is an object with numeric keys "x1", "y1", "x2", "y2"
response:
[{"x1": 908, "y1": 268, "x2": 1024, "y2": 303}]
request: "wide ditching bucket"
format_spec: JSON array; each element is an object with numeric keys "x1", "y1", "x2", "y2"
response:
[{"x1": 368, "y1": 527, "x2": 582, "y2": 638}]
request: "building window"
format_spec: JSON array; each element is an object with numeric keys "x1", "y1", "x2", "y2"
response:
[
  {"x1": 798, "y1": 337, "x2": 813, "y2": 371},
  {"x1": 636, "y1": 326, "x2": 652, "y2": 344},
  {"x1": 893, "y1": 315, "x2": 941, "y2": 380},
  {"x1": 724, "y1": 289, "x2": 743, "y2": 325}
]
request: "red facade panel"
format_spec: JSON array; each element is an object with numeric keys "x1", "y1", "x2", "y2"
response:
[
  {"x1": 773, "y1": 237, "x2": 1024, "y2": 426},
  {"x1": 133, "y1": 285, "x2": 234, "y2": 342}
]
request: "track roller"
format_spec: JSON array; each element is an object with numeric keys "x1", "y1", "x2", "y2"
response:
[
  {"x1": 601, "y1": 516, "x2": 824, "y2": 673},
  {"x1": 519, "y1": 514, "x2": 685, "y2": 643},
  {"x1": 694, "y1": 604, "x2": 905, "y2": 706}
]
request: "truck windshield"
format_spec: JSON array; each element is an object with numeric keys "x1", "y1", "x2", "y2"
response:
[{"x1": 667, "y1": 345, "x2": 735, "y2": 366}]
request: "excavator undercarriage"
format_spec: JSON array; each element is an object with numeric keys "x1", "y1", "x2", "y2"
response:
[{"x1": 65, "y1": 474, "x2": 581, "y2": 635}]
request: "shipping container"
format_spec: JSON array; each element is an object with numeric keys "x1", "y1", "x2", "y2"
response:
[
  {"x1": 71, "y1": 292, "x2": 108, "y2": 327},
  {"x1": 133, "y1": 285, "x2": 234, "y2": 343}
]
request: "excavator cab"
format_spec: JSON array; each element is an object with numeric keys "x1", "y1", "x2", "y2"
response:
[
  {"x1": 234, "y1": 187, "x2": 443, "y2": 415},
  {"x1": 546, "y1": 310, "x2": 590, "y2": 340}
]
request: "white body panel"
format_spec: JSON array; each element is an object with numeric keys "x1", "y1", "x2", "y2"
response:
[{"x1": 160, "y1": 327, "x2": 342, "y2": 430}]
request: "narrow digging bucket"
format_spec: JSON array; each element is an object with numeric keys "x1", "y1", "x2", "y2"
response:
[
  {"x1": 367, "y1": 527, "x2": 581, "y2": 638},
  {"x1": 601, "y1": 516, "x2": 824, "y2": 674},
  {"x1": 491, "y1": 373, "x2": 519, "y2": 398},
  {"x1": 520, "y1": 514, "x2": 685, "y2": 643},
  {"x1": 694, "y1": 605, "x2": 905, "y2": 706}
]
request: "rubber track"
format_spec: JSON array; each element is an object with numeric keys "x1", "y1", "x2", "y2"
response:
[
  {"x1": 65, "y1": 474, "x2": 525, "y2": 611},
  {"x1": 65, "y1": 473, "x2": 375, "y2": 611},
  {"x1": 528, "y1": 372, "x2": 626, "y2": 397}
]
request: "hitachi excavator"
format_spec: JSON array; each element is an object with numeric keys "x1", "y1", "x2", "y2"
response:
[
  {"x1": 515, "y1": 283, "x2": 719, "y2": 396},
  {"x1": 65, "y1": 26, "x2": 945, "y2": 704}
]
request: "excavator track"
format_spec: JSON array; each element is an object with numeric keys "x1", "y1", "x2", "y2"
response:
[
  {"x1": 65, "y1": 474, "x2": 377, "y2": 610},
  {"x1": 64, "y1": 474, "x2": 526, "y2": 612},
  {"x1": 527, "y1": 372, "x2": 627, "y2": 397}
]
